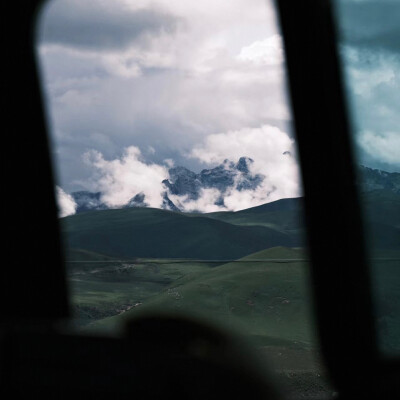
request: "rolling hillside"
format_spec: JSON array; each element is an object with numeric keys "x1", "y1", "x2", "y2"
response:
[
  {"x1": 206, "y1": 197, "x2": 305, "y2": 233},
  {"x1": 62, "y1": 191, "x2": 400, "y2": 260},
  {"x1": 62, "y1": 206, "x2": 301, "y2": 260},
  {"x1": 92, "y1": 247, "x2": 314, "y2": 345},
  {"x1": 68, "y1": 246, "x2": 331, "y2": 397},
  {"x1": 361, "y1": 190, "x2": 400, "y2": 251}
]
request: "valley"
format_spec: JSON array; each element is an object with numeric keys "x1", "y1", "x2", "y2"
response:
[
  {"x1": 62, "y1": 188, "x2": 399, "y2": 398},
  {"x1": 67, "y1": 247, "x2": 334, "y2": 398}
]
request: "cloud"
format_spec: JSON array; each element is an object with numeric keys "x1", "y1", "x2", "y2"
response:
[
  {"x1": 340, "y1": 45, "x2": 400, "y2": 171},
  {"x1": 343, "y1": 46, "x2": 396, "y2": 98},
  {"x1": 39, "y1": 0, "x2": 180, "y2": 51},
  {"x1": 147, "y1": 145, "x2": 156, "y2": 155},
  {"x1": 82, "y1": 146, "x2": 168, "y2": 208},
  {"x1": 77, "y1": 125, "x2": 301, "y2": 213},
  {"x1": 37, "y1": 0, "x2": 294, "y2": 192},
  {"x1": 358, "y1": 131, "x2": 400, "y2": 167},
  {"x1": 56, "y1": 186, "x2": 77, "y2": 217},
  {"x1": 237, "y1": 35, "x2": 283, "y2": 66},
  {"x1": 164, "y1": 158, "x2": 174, "y2": 168},
  {"x1": 191, "y1": 124, "x2": 296, "y2": 164},
  {"x1": 169, "y1": 188, "x2": 224, "y2": 213},
  {"x1": 189, "y1": 125, "x2": 302, "y2": 209},
  {"x1": 337, "y1": 1, "x2": 400, "y2": 54}
]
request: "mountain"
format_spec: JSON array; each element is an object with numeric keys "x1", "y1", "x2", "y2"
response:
[
  {"x1": 62, "y1": 187, "x2": 399, "y2": 262},
  {"x1": 71, "y1": 157, "x2": 263, "y2": 213},
  {"x1": 71, "y1": 191, "x2": 108, "y2": 213},
  {"x1": 62, "y1": 206, "x2": 300, "y2": 260},
  {"x1": 125, "y1": 193, "x2": 147, "y2": 208},
  {"x1": 69, "y1": 162, "x2": 399, "y2": 214},
  {"x1": 163, "y1": 157, "x2": 263, "y2": 202},
  {"x1": 206, "y1": 197, "x2": 305, "y2": 233},
  {"x1": 358, "y1": 165, "x2": 400, "y2": 194}
]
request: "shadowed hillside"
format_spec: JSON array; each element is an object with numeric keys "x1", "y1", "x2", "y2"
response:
[
  {"x1": 62, "y1": 192, "x2": 399, "y2": 260},
  {"x1": 93, "y1": 247, "x2": 314, "y2": 345},
  {"x1": 62, "y1": 207, "x2": 300, "y2": 260},
  {"x1": 206, "y1": 197, "x2": 305, "y2": 233}
]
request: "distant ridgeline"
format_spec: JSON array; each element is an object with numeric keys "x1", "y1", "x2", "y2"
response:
[
  {"x1": 62, "y1": 198, "x2": 306, "y2": 260},
  {"x1": 70, "y1": 162, "x2": 400, "y2": 214},
  {"x1": 358, "y1": 165, "x2": 400, "y2": 194},
  {"x1": 62, "y1": 164, "x2": 400, "y2": 259},
  {"x1": 71, "y1": 157, "x2": 264, "y2": 213}
]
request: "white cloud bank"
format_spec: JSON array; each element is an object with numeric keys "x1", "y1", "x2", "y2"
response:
[
  {"x1": 169, "y1": 188, "x2": 224, "y2": 214},
  {"x1": 190, "y1": 124, "x2": 302, "y2": 209},
  {"x1": 56, "y1": 186, "x2": 77, "y2": 217},
  {"x1": 359, "y1": 130, "x2": 400, "y2": 167},
  {"x1": 79, "y1": 124, "x2": 301, "y2": 213},
  {"x1": 38, "y1": 0, "x2": 295, "y2": 194},
  {"x1": 237, "y1": 34, "x2": 283, "y2": 66},
  {"x1": 341, "y1": 45, "x2": 400, "y2": 171},
  {"x1": 83, "y1": 146, "x2": 168, "y2": 208}
]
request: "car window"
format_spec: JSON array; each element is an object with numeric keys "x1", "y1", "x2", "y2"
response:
[
  {"x1": 332, "y1": 0, "x2": 400, "y2": 355},
  {"x1": 36, "y1": 0, "x2": 336, "y2": 397}
]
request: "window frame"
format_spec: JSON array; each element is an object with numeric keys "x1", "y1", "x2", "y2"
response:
[
  {"x1": 1, "y1": 0, "x2": 400, "y2": 398},
  {"x1": 277, "y1": 0, "x2": 400, "y2": 396}
]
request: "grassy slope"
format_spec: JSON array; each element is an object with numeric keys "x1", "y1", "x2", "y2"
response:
[
  {"x1": 93, "y1": 247, "x2": 316, "y2": 348},
  {"x1": 369, "y1": 250, "x2": 400, "y2": 352},
  {"x1": 62, "y1": 193, "x2": 399, "y2": 397},
  {"x1": 62, "y1": 192, "x2": 399, "y2": 262},
  {"x1": 67, "y1": 249, "x2": 218, "y2": 326},
  {"x1": 362, "y1": 190, "x2": 400, "y2": 227},
  {"x1": 206, "y1": 197, "x2": 305, "y2": 233},
  {"x1": 69, "y1": 247, "x2": 332, "y2": 397},
  {"x1": 66, "y1": 248, "x2": 116, "y2": 262},
  {"x1": 361, "y1": 190, "x2": 400, "y2": 250},
  {"x1": 62, "y1": 207, "x2": 299, "y2": 260}
]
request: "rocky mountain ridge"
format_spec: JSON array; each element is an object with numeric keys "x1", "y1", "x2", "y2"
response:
[
  {"x1": 69, "y1": 162, "x2": 399, "y2": 214},
  {"x1": 358, "y1": 165, "x2": 400, "y2": 194},
  {"x1": 72, "y1": 157, "x2": 263, "y2": 213}
]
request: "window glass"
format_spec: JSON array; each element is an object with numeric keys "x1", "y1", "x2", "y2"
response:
[
  {"x1": 333, "y1": 0, "x2": 400, "y2": 354},
  {"x1": 37, "y1": 0, "x2": 335, "y2": 396}
]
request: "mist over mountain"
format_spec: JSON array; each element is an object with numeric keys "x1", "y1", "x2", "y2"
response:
[
  {"x1": 67, "y1": 161, "x2": 399, "y2": 215},
  {"x1": 358, "y1": 165, "x2": 400, "y2": 194},
  {"x1": 62, "y1": 162, "x2": 400, "y2": 259},
  {"x1": 71, "y1": 156, "x2": 265, "y2": 214},
  {"x1": 62, "y1": 190, "x2": 399, "y2": 262},
  {"x1": 71, "y1": 191, "x2": 108, "y2": 213}
]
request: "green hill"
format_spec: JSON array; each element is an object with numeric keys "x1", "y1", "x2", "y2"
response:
[
  {"x1": 361, "y1": 190, "x2": 399, "y2": 227},
  {"x1": 76, "y1": 247, "x2": 331, "y2": 396},
  {"x1": 360, "y1": 190, "x2": 400, "y2": 250},
  {"x1": 94, "y1": 247, "x2": 315, "y2": 346},
  {"x1": 62, "y1": 207, "x2": 300, "y2": 260},
  {"x1": 62, "y1": 192, "x2": 399, "y2": 260},
  {"x1": 206, "y1": 197, "x2": 305, "y2": 233},
  {"x1": 65, "y1": 248, "x2": 116, "y2": 262},
  {"x1": 207, "y1": 193, "x2": 400, "y2": 250}
]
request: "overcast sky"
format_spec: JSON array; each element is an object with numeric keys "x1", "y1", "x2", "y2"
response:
[
  {"x1": 336, "y1": 0, "x2": 400, "y2": 172},
  {"x1": 37, "y1": 0, "x2": 399, "y2": 213}
]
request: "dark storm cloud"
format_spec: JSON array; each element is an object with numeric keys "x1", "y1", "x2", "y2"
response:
[
  {"x1": 39, "y1": 0, "x2": 180, "y2": 50},
  {"x1": 337, "y1": 2, "x2": 400, "y2": 54}
]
